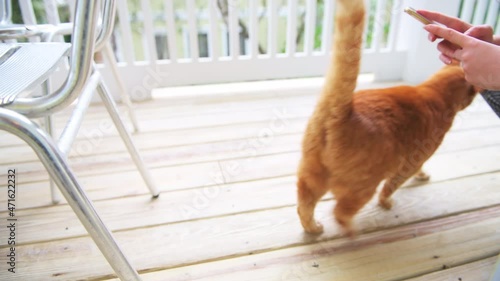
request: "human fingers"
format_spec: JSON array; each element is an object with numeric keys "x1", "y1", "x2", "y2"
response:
[
  {"x1": 428, "y1": 33, "x2": 437, "y2": 42},
  {"x1": 439, "y1": 53, "x2": 454, "y2": 65},
  {"x1": 417, "y1": 10, "x2": 472, "y2": 32},
  {"x1": 464, "y1": 25, "x2": 494, "y2": 43},
  {"x1": 437, "y1": 40, "x2": 462, "y2": 61},
  {"x1": 424, "y1": 24, "x2": 470, "y2": 47}
]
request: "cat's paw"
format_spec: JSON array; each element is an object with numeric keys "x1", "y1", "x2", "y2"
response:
[
  {"x1": 303, "y1": 220, "x2": 324, "y2": 234},
  {"x1": 379, "y1": 198, "x2": 393, "y2": 210},
  {"x1": 414, "y1": 171, "x2": 430, "y2": 181},
  {"x1": 335, "y1": 218, "x2": 356, "y2": 238}
]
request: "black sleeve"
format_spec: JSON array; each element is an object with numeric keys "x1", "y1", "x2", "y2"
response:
[{"x1": 481, "y1": 90, "x2": 500, "y2": 118}]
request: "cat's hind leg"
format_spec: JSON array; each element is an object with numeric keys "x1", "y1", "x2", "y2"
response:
[
  {"x1": 334, "y1": 184, "x2": 378, "y2": 237},
  {"x1": 297, "y1": 174, "x2": 328, "y2": 234},
  {"x1": 413, "y1": 169, "x2": 430, "y2": 181}
]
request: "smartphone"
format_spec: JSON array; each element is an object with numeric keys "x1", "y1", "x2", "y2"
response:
[{"x1": 404, "y1": 7, "x2": 435, "y2": 25}]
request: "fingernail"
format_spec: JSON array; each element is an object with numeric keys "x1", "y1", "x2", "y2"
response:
[{"x1": 428, "y1": 33, "x2": 433, "y2": 41}]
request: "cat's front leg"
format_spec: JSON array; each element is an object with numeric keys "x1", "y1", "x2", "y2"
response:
[
  {"x1": 379, "y1": 168, "x2": 423, "y2": 209},
  {"x1": 413, "y1": 169, "x2": 431, "y2": 181}
]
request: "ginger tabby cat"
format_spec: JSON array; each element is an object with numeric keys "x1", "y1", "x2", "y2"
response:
[{"x1": 297, "y1": 0, "x2": 478, "y2": 236}]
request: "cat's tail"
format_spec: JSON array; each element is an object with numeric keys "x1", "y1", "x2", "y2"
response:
[{"x1": 320, "y1": 0, "x2": 365, "y2": 119}]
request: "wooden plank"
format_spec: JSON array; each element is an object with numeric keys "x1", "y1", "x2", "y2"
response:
[
  {"x1": 2, "y1": 168, "x2": 500, "y2": 246},
  {"x1": 0, "y1": 101, "x2": 311, "y2": 156},
  {"x1": 4, "y1": 110, "x2": 499, "y2": 167},
  {"x1": 3, "y1": 121, "x2": 500, "y2": 211},
  {"x1": 3, "y1": 116, "x2": 498, "y2": 208},
  {"x1": 0, "y1": 118, "x2": 307, "y2": 164},
  {"x1": 0, "y1": 106, "x2": 310, "y2": 149},
  {"x1": 7, "y1": 204, "x2": 499, "y2": 281},
  {"x1": 0, "y1": 149, "x2": 299, "y2": 187},
  {"x1": 0, "y1": 104, "x2": 499, "y2": 185},
  {"x1": 0, "y1": 83, "x2": 493, "y2": 147},
  {"x1": 0, "y1": 91, "x2": 311, "y2": 160},
  {"x1": 491, "y1": 255, "x2": 500, "y2": 281},
  {"x1": 1, "y1": 62, "x2": 499, "y2": 281},
  {"x1": 15, "y1": 87, "x2": 492, "y2": 128},
  {"x1": 1, "y1": 109, "x2": 500, "y2": 189},
  {"x1": 2, "y1": 93, "x2": 497, "y2": 211},
  {"x1": 0, "y1": 92, "x2": 497, "y2": 149},
  {"x1": 43, "y1": 95, "x2": 500, "y2": 133},
  {"x1": 3, "y1": 127, "x2": 500, "y2": 188},
  {"x1": 121, "y1": 209, "x2": 500, "y2": 281},
  {"x1": 286, "y1": 0, "x2": 298, "y2": 56},
  {"x1": 405, "y1": 257, "x2": 497, "y2": 281},
  {"x1": 4, "y1": 117, "x2": 500, "y2": 170}
]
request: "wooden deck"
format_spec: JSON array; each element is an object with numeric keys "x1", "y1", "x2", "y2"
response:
[{"x1": 0, "y1": 78, "x2": 499, "y2": 281}]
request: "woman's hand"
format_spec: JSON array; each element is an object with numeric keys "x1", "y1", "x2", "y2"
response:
[
  {"x1": 424, "y1": 23, "x2": 500, "y2": 90},
  {"x1": 418, "y1": 10, "x2": 495, "y2": 62}
]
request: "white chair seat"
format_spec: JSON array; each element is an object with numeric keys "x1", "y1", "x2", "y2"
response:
[{"x1": 0, "y1": 42, "x2": 70, "y2": 105}]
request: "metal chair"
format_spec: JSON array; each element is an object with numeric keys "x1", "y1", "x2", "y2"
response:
[
  {"x1": 0, "y1": 0, "x2": 9, "y2": 24},
  {"x1": 0, "y1": 0, "x2": 158, "y2": 279},
  {"x1": 1, "y1": 0, "x2": 143, "y2": 203},
  {"x1": 41, "y1": 0, "x2": 143, "y2": 203}
]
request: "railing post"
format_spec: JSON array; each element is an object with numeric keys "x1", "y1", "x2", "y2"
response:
[{"x1": 401, "y1": 0, "x2": 461, "y2": 84}]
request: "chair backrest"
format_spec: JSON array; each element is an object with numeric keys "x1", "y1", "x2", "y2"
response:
[
  {"x1": 0, "y1": 0, "x2": 11, "y2": 25},
  {"x1": 4, "y1": 0, "x2": 111, "y2": 118},
  {"x1": 95, "y1": 0, "x2": 116, "y2": 51}
]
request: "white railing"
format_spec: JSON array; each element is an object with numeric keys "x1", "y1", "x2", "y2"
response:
[
  {"x1": 108, "y1": 0, "x2": 408, "y2": 98},
  {"x1": 12, "y1": 0, "x2": 500, "y2": 100},
  {"x1": 459, "y1": 0, "x2": 499, "y2": 26}
]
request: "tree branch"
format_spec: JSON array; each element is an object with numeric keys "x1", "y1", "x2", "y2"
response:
[{"x1": 216, "y1": 0, "x2": 266, "y2": 54}]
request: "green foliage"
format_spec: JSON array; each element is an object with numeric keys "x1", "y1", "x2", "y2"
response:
[
  {"x1": 10, "y1": 0, "x2": 23, "y2": 24},
  {"x1": 314, "y1": 0, "x2": 324, "y2": 50}
]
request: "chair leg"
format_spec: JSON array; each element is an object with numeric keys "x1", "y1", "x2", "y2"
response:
[
  {"x1": 45, "y1": 115, "x2": 62, "y2": 204},
  {"x1": 103, "y1": 43, "x2": 140, "y2": 133},
  {"x1": 0, "y1": 108, "x2": 141, "y2": 281},
  {"x1": 96, "y1": 81, "x2": 160, "y2": 198},
  {"x1": 42, "y1": 79, "x2": 62, "y2": 204}
]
